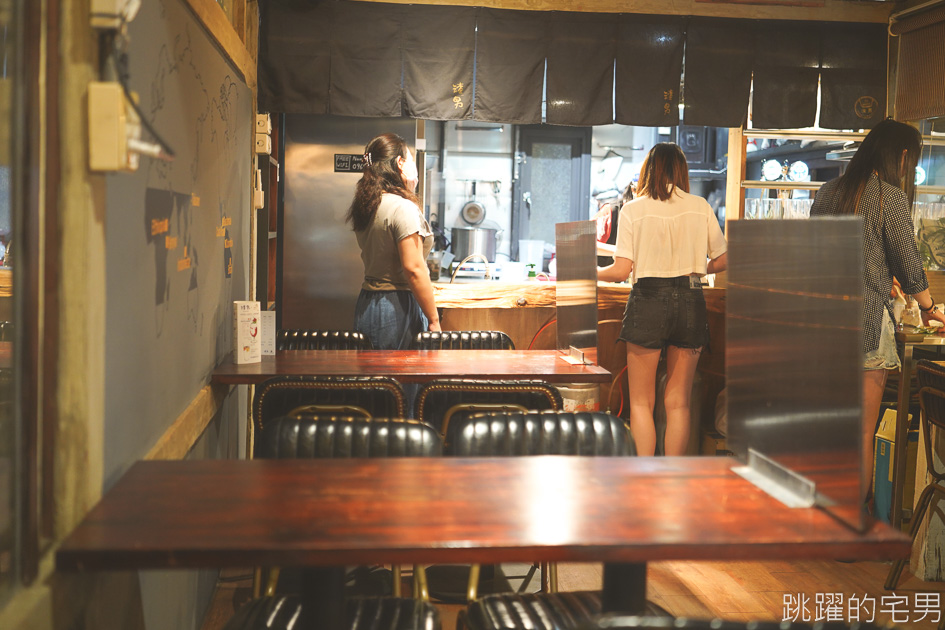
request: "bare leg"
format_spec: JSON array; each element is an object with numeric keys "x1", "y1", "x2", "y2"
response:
[
  {"x1": 663, "y1": 346, "x2": 703, "y2": 456},
  {"x1": 626, "y1": 343, "x2": 662, "y2": 456},
  {"x1": 862, "y1": 369, "x2": 888, "y2": 503}
]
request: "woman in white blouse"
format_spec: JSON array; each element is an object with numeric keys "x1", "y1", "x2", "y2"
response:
[{"x1": 598, "y1": 143, "x2": 727, "y2": 456}]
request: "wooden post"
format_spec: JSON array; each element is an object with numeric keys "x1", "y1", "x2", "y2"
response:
[{"x1": 718, "y1": 127, "x2": 746, "y2": 288}]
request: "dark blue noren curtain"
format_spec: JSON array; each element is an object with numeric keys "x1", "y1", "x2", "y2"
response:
[
  {"x1": 329, "y1": 2, "x2": 404, "y2": 117},
  {"x1": 615, "y1": 14, "x2": 685, "y2": 127},
  {"x1": 258, "y1": 1, "x2": 889, "y2": 131},
  {"x1": 751, "y1": 21, "x2": 821, "y2": 130},
  {"x1": 258, "y1": 0, "x2": 333, "y2": 114},
  {"x1": 402, "y1": 5, "x2": 478, "y2": 120},
  {"x1": 545, "y1": 12, "x2": 615, "y2": 126},
  {"x1": 819, "y1": 22, "x2": 887, "y2": 130},
  {"x1": 683, "y1": 17, "x2": 755, "y2": 127},
  {"x1": 473, "y1": 8, "x2": 547, "y2": 124}
]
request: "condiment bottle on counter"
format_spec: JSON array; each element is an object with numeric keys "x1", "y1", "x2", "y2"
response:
[
  {"x1": 902, "y1": 297, "x2": 922, "y2": 328},
  {"x1": 527, "y1": 263, "x2": 537, "y2": 280}
]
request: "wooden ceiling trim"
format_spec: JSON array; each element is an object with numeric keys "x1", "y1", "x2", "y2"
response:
[
  {"x1": 183, "y1": 0, "x2": 257, "y2": 89},
  {"x1": 351, "y1": 0, "x2": 894, "y2": 23}
]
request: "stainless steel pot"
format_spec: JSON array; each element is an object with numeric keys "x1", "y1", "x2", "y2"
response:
[{"x1": 451, "y1": 226, "x2": 497, "y2": 262}]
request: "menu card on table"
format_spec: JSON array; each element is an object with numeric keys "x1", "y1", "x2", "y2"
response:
[{"x1": 233, "y1": 301, "x2": 261, "y2": 364}]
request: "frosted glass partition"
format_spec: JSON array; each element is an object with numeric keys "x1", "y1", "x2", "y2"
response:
[
  {"x1": 555, "y1": 221, "x2": 598, "y2": 361},
  {"x1": 727, "y1": 218, "x2": 865, "y2": 531}
]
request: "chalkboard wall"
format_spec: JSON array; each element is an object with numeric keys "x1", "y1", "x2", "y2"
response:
[{"x1": 103, "y1": 0, "x2": 253, "y2": 627}]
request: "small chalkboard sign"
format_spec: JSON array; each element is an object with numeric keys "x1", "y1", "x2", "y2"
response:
[{"x1": 334, "y1": 154, "x2": 365, "y2": 173}]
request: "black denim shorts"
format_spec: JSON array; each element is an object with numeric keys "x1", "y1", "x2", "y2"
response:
[{"x1": 618, "y1": 276, "x2": 708, "y2": 350}]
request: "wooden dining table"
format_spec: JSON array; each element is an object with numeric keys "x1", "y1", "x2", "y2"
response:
[
  {"x1": 210, "y1": 349, "x2": 611, "y2": 385},
  {"x1": 56, "y1": 456, "x2": 910, "y2": 629}
]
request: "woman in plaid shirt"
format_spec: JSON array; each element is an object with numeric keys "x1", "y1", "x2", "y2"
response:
[{"x1": 811, "y1": 119, "x2": 945, "y2": 503}]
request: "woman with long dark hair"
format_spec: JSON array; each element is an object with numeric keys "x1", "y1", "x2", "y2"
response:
[
  {"x1": 598, "y1": 143, "x2": 727, "y2": 456},
  {"x1": 810, "y1": 119, "x2": 945, "y2": 502},
  {"x1": 347, "y1": 133, "x2": 440, "y2": 350}
]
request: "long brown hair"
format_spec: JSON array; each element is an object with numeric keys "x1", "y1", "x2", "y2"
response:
[
  {"x1": 636, "y1": 143, "x2": 689, "y2": 202},
  {"x1": 834, "y1": 119, "x2": 922, "y2": 217},
  {"x1": 345, "y1": 133, "x2": 419, "y2": 232}
]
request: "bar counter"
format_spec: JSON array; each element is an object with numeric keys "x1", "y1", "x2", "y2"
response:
[{"x1": 434, "y1": 281, "x2": 726, "y2": 442}]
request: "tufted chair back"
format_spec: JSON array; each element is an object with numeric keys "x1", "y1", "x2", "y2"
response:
[
  {"x1": 415, "y1": 379, "x2": 562, "y2": 436},
  {"x1": 257, "y1": 415, "x2": 443, "y2": 459},
  {"x1": 412, "y1": 331, "x2": 514, "y2": 350},
  {"x1": 253, "y1": 376, "x2": 406, "y2": 454},
  {"x1": 445, "y1": 410, "x2": 635, "y2": 457},
  {"x1": 277, "y1": 329, "x2": 374, "y2": 350},
  {"x1": 459, "y1": 594, "x2": 670, "y2": 630}
]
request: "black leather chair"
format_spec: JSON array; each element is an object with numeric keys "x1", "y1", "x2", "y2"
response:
[
  {"x1": 414, "y1": 385, "x2": 561, "y2": 604},
  {"x1": 450, "y1": 410, "x2": 635, "y2": 600},
  {"x1": 415, "y1": 379, "x2": 562, "y2": 436},
  {"x1": 885, "y1": 359, "x2": 945, "y2": 594},
  {"x1": 251, "y1": 415, "x2": 442, "y2": 620},
  {"x1": 446, "y1": 410, "x2": 635, "y2": 457},
  {"x1": 252, "y1": 376, "x2": 406, "y2": 456},
  {"x1": 258, "y1": 414, "x2": 443, "y2": 460},
  {"x1": 412, "y1": 330, "x2": 515, "y2": 350},
  {"x1": 582, "y1": 614, "x2": 893, "y2": 630},
  {"x1": 452, "y1": 411, "x2": 672, "y2": 630},
  {"x1": 277, "y1": 329, "x2": 374, "y2": 350},
  {"x1": 459, "y1": 594, "x2": 668, "y2": 630},
  {"x1": 223, "y1": 593, "x2": 440, "y2": 630}
]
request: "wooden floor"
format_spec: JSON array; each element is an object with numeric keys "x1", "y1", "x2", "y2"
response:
[{"x1": 200, "y1": 560, "x2": 944, "y2": 630}]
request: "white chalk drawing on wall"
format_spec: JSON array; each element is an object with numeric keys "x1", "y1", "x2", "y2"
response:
[{"x1": 139, "y1": 17, "x2": 247, "y2": 337}]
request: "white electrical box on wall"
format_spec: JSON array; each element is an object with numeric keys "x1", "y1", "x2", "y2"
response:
[
  {"x1": 253, "y1": 169, "x2": 265, "y2": 209},
  {"x1": 90, "y1": 0, "x2": 141, "y2": 29},
  {"x1": 255, "y1": 114, "x2": 272, "y2": 134},
  {"x1": 89, "y1": 82, "x2": 140, "y2": 172},
  {"x1": 255, "y1": 133, "x2": 272, "y2": 155}
]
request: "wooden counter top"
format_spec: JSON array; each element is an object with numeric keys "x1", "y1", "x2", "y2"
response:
[
  {"x1": 433, "y1": 280, "x2": 724, "y2": 311},
  {"x1": 432, "y1": 280, "x2": 637, "y2": 309}
]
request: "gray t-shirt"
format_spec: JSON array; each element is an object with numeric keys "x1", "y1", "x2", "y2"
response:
[{"x1": 356, "y1": 193, "x2": 433, "y2": 291}]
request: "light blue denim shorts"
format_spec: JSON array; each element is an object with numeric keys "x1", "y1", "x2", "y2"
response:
[{"x1": 864, "y1": 308, "x2": 900, "y2": 371}]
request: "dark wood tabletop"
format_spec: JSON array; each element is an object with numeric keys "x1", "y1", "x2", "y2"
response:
[
  {"x1": 210, "y1": 349, "x2": 612, "y2": 385},
  {"x1": 56, "y1": 456, "x2": 909, "y2": 573}
]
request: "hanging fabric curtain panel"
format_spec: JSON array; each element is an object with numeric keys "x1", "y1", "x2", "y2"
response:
[
  {"x1": 402, "y1": 4, "x2": 478, "y2": 120},
  {"x1": 819, "y1": 22, "x2": 887, "y2": 130},
  {"x1": 258, "y1": 0, "x2": 888, "y2": 130},
  {"x1": 615, "y1": 15, "x2": 685, "y2": 127},
  {"x1": 257, "y1": 0, "x2": 333, "y2": 114},
  {"x1": 891, "y1": 6, "x2": 945, "y2": 122},
  {"x1": 544, "y1": 12, "x2": 616, "y2": 126},
  {"x1": 329, "y1": 2, "x2": 404, "y2": 117},
  {"x1": 473, "y1": 8, "x2": 548, "y2": 124},
  {"x1": 750, "y1": 21, "x2": 821, "y2": 130},
  {"x1": 682, "y1": 17, "x2": 755, "y2": 127}
]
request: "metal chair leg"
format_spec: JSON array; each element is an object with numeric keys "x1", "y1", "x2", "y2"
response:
[
  {"x1": 414, "y1": 564, "x2": 429, "y2": 601},
  {"x1": 466, "y1": 563, "x2": 481, "y2": 602}
]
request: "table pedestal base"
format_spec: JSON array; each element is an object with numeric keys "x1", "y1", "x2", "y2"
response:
[{"x1": 602, "y1": 563, "x2": 647, "y2": 614}]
